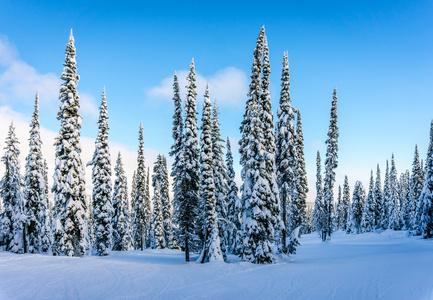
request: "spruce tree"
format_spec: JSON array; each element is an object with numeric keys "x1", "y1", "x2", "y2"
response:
[
  {"x1": 211, "y1": 102, "x2": 229, "y2": 257},
  {"x1": 361, "y1": 171, "x2": 375, "y2": 232},
  {"x1": 177, "y1": 59, "x2": 200, "y2": 261},
  {"x1": 341, "y1": 176, "x2": 351, "y2": 231},
  {"x1": 419, "y1": 120, "x2": 433, "y2": 238},
  {"x1": 388, "y1": 154, "x2": 400, "y2": 230},
  {"x1": 348, "y1": 181, "x2": 365, "y2": 234},
  {"x1": 160, "y1": 156, "x2": 175, "y2": 248},
  {"x1": 132, "y1": 123, "x2": 148, "y2": 250},
  {"x1": 145, "y1": 167, "x2": 151, "y2": 247},
  {"x1": 374, "y1": 165, "x2": 384, "y2": 229},
  {"x1": 52, "y1": 30, "x2": 88, "y2": 257},
  {"x1": 152, "y1": 155, "x2": 165, "y2": 249},
  {"x1": 381, "y1": 160, "x2": 391, "y2": 229},
  {"x1": 25, "y1": 92, "x2": 51, "y2": 253},
  {"x1": 322, "y1": 88, "x2": 339, "y2": 241},
  {"x1": 0, "y1": 123, "x2": 25, "y2": 253},
  {"x1": 411, "y1": 145, "x2": 424, "y2": 232},
  {"x1": 313, "y1": 151, "x2": 324, "y2": 232},
  {"x1": 87, "y1": 88, "x2": 113, "y2": 256},
  {"x1": 225, "y1": 137, "x2": 240, "y2": 253},
  {"x1": 198, "y1": 85, "x2": 224, "y2": 263},
  {"x1": 335, "y1": 185, "x2": 342, "y2": 230},
  {"x1": 112, "y1": 152, "x2": 133, "y2": 251},
  {"x1": 399, "y1": 170, "x2": 411, "y2": 229}
]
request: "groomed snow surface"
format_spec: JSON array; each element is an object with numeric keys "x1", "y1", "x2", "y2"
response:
[{"x1": 1, "y1": 230, "x2": 432, "y2": 299}]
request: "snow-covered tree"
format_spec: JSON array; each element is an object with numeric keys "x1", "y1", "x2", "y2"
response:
[
  {"x1": 334, "y1": 185, "x2": 342, "y2": 229},
  {"x1": 211, "y1": 102, "x2": 229, "y2": 257},
  {"x1": 275, "y1": 52, "x2": 297, "y2": 253},
  {"x1": 25, "y1": 92, "x2": 51, "y2": 253},
  {"x1": 361, "y1": 171, "x2": 375, "y2": 232},
  {"x1": 381, "y1": 160, "x2": 391, "y2": 229},
  {"x1": 87, "y1": 88, "x2": 113, "y2": 256},
  {"x1": 322, "y1": 88, "x2": 339, "y2": 241},
  {"x1": 388, "y1": 154, "x2": 400, "y2": 230},
  {"x1": 347, "y1": 181, "x2": 365, "y2": 234},
  {"x1": 1, "y1": 123, "x2": 25, "y2": 253},
  {"x1": 52, "y1": 30, "x2": 88, "y2": 257},
  {"x1": 419, "y1": 120, "x2": 433, "y2": 238},
  {"x1": 374, "y1": 165, "x2": 384, "y2": 229},
  {"x1": 225, "y1": 137, "x2": 240, "y2": 253},
  {"x1": 112, "y1": 152, "x2": 133, "y2": 251},
  {"x1": 399, "y1": 170, "x2": 411, "y2": 229},
  {"x1": 198, "y1": 85, "x2": 224, "y2": 263},
  {"x1": 340, "y1": 176, "x2": 351, "y2": 231},
  {"x1": 160, "y1": 156, "x2": 175, "y2": 248},
  {"x1": 177, "y1": 59, "x2": 200, "y2": 261},
  {"x1": 132, "y1": 123, "x2": 148, "y2": 250},
  {"x1": 152, "y1": 155, "x2": 165, "y2": 249},
  {"x1": 313, "y1": 151, "x2": 323, "y2": 233},
  {"x1": 411, "y1": 145, "x2": 424, "y2": 232}
]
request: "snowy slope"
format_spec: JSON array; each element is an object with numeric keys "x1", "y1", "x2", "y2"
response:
[{"x1": 0, "y1": 231, "x2": 432, "y2": 299}]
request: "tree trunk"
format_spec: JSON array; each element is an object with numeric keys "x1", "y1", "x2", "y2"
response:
[
  {"x1": 281, "y1": 190, "x2": 287, "y2": 254},
  {"x1": 141, "y1": 234, "x2": 144, "y2": 251},
  {"x1": 23, "y1": 224, "x2": 28, "y2": 254},
  {"x1": 185, "y1": 235, "x2": 189, "y2": 262}
]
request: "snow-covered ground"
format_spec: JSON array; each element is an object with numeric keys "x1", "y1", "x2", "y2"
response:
[{"x1": 0, "y1": 230, "x2": 432, "y2": 300}]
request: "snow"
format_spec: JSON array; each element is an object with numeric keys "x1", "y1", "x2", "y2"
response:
[{"x1": 0, "y1": 230, "x2": 433, "y2": 299}]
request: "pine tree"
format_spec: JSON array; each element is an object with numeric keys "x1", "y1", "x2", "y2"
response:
[
  {"x1": 132, "y1": 123, "x2": 148, "y2": 250},
  {"x1": 275, "y1": 52, "x2": 297, "y2": 253},
  {"x1": 0, "y1": 123, "x2": 25, "y2": 253},
  {"x1": 381, "y1": 160, "x2": 391, "y2": 229},
  {"x1": 112, "y1": 152, "x2": 133, "y2": 251},
  {"x1": 399, "y1": 170, "x2": 411, "y2": 229},
  {"x1": 211, "y1": 102, "x2": 229, "y2": 257},
  {"x1": 313, "y1": 151, "x2": 324, "y2": 232},
  {"x1": 145, "y1": 167, "x2": 151, "y2": 247},
  {"x1": 322, "y1": 88, "x2": 339, "y2": 241},
  {"x1": 294, "y1": 109, "x2": 308, "y2": 233},
  {"x1": 388, "y1": 154, "x2": 400, "y2": 230},
  {"x1": 25, "y1": 92, "x2": 51, "y2": 253},
  {"x1": 340, "y1": 176, "x2": 351, "y2": 231},
  {"x1": 361, "y1": 171, "x2": 375, "y2": 232},
  {"x1": 52, "y1": 30, "x2": 88, "y2": 257},
  {"x1": 419, "y1": 120, "x2": 433, "y2": 238},
  {"x1": 411, "y1": 145, "x2": 424, "y2": 232},
  {"x1": 152, "y1": 155, "x2": 166, "y2": 249},
  {"x1": 177, "y1": 59, "x2": 200, "y2": 261},
  {"x1": 198, "y1": 85, "x2": 224, "y2": 263},
  {"x1": 225, "y1": 137, "x2": 240, "y2": 253},
  {"x1": 348, "y1": 181, "x2": 365, "y2": 234},
  {"x1": 87, "y1": 88, "x2": 113, "y2": 256},
  {"x1": 335, "y1": 185, "x2": 342, "y2": 229},
  {"x1": 374, "y1": 165, "x2": 383, "y2": 229}
]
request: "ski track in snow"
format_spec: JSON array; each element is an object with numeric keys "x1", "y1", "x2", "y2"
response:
[{"x1": 0, "y1": 230, "x2": 433, "y2": 299}]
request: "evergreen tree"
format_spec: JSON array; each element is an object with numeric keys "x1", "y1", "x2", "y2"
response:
[
  {"x1": 399, "y1": 170, "x2": 411, "y2": 229},
  {"x1": 198, "y1": 85, "x2": 224, "y2": 263},
  {"x1": 322, "y1": 88, "x2": 339, "y2": 241},
  {"x1": 294, "y1": 109, "x2": 308, "y2": 233},
  {"x1": 419, "y1": 120, "x2": 433, "y2": 238},
  {"x1": 52, "y1": 30, "x2": 88, "y2": 257},
  {"x1": 211, "y1": 102, "x2": 229, "y2": 257},
  {"x1": 152, "y1": 155, "x2": 165, "y2": 249},
  {"x1": 388, "y1": 154, "x2": 400, "y2": 230},
  {"x1": 275, "y1": 52, "x2": 297, "y2": 253},
  {"x1": 381, "y1": 160, "x2": 391, "y2": 229},
  {"x1": 0, "y1": 123, "x2": 25, "y2": 253},
  {"x1": 25, "y1": 92, "x2": 51, "y2": 253},
  {"x1": 374, "y1": 165, "x2": 384, "y2": 229},
  {"x1": 411, "y1": 145, "x2": 424, "y2": 232},
  {"x1": 225, "y1": 137, "x2": 240, "y2": 253},
  {"x1": 87, "y1": 88, "x2": 113, "y2": 256},
  {"x1": 112, "y1": 152, "x2": 133, "y2": 251},
  {"x1": 361, "y1": 171, "x2": 375, "y2": 232},
  {"x1": 145, "y1": 167, "x2": 151, "y2": 247},
  {"x1": 160, "y1": 156, "x2": 175, "y2": 248},
  {"x1": 313, "y1": 151, "x2": 324, "y2": 233},
  {"x1": 177, "y1": 59, "x2": 200, "y2": 261},
  {"x1": 348, "y1": 181, "x2": 365, "y2": 234},
  {"x1": 334, "y1": 185, "x2": 342, "y2": 229},
  {"x1": 340, "y1": 176, "x2": 351, "y2": 231},
  {"x1": 132, "y1": 123, "x2": 148, "y2": 250}
]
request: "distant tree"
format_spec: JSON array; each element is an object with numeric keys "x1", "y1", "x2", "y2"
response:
[
  {"x1": 160, "y1": 156, "x2": 176, "y2": 248},
  {"x1": 87, "y1": 88, "x2": 113, "y2": 256},
  {"x1": 411, "y1": 145, "x2": 424, "y2": 232},
  {"x1": 348, "y1": 181, "x2": 365, "y2": 234},
  {"x1": 25, "y1": 92, "x2": 51, "y2": 253},
  {"x1": 152, "y1": 155, "x2": 165, "y2": 249},
  {"x1": 112, "y1": 152, "x2": 133, "y2": 251},
  {"x1": 334, "y1": 185, "x2": 342, "y2": 230},
  {"x1": 361, "y1": 171, "x2": 375, "y2": 232},
  {"x1": 0, "y1": 123, "x2": 25, "y2": 253},
  {"x1": 399, "y1": 170, "x2": 411, "y2": 229},
  {"x1": 313, "y1": 151, "x2": 324, "y2": 233},
  {"x1": 374, "y1": 165, "x2": 384, "y2": 229},
  {"x1": 52, "y1": 30, "x2": 88, "y2": 257},
  {"x1": 381, "y1": 160, "x2": 391, "y2": 229},
  {"x1": 420, "y1": 121, "x2": 433, "y2": 238},
  {"x1": 322, "y1": 88, "x2": 339, "y2": 241},
  {"x1": 388, "y1": 154, "x2": 400, "y2": 230}
]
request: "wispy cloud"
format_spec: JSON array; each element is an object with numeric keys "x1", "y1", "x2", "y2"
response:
[{"x1": 148, "y1": 67, "x2": 248, "y2": 107}]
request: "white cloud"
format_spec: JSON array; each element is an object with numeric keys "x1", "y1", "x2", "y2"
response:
[
  {"x1": 80, "y1": 93, "x2": 99, "y2": 119},
  {"x1": 148, "y1": 67, "x2": 248, "y2": 107}
]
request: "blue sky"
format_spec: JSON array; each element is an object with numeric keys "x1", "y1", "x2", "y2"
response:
[{"x1": 0, "y1": 0, "x2": 432, "y2": 201}]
